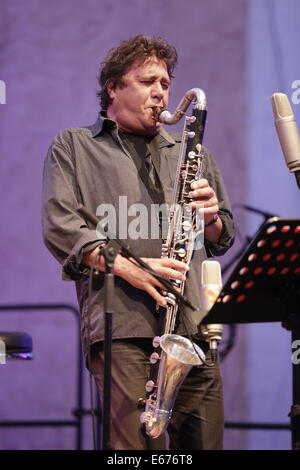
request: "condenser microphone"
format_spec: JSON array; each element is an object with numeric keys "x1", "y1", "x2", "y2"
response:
[
  {"x1": 200, "y1": 260, "x2": 223, "y2": 358},
  {"x1": 271, "y1": 93, "x2": 300, "y2": 189}
]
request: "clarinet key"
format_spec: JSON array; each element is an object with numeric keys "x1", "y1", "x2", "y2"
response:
[
  {"x1": 150, "y1": 352, "x2": 160, "y2": 364},
  {"x1": 145, "y1": 380, "x2": 155, "y2": 392}
]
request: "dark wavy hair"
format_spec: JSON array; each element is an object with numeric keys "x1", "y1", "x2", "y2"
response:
[{"x1": 97, "y1": 35, "x2": 178, "y2": 110}]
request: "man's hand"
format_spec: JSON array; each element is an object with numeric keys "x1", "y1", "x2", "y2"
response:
[
  {"x1": 189, "y1": 178, "x2": 223, "y2": 242},
  {"x1": 114, "y1": 256, "x2": 189, "y2": 306},
  {"x1": 189, "y1": 178, "x2": 218, "y2": 224},
  {"x1": 83, "y1": 248, "x2": 189, "y2": 306}
]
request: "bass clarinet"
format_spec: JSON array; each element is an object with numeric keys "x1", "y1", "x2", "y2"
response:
[{"x1": 140, "y1": 88, "x2": 209, "y2": 438}]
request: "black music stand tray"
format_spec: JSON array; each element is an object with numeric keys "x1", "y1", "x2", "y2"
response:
[{"x1": 202, "y1": 217, "x2": 300, "y2": 450}]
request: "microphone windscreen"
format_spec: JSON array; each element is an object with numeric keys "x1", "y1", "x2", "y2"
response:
[
  {"x1": 201, "y1": 260, "x2": 222, "y2": 286},
  {"x1": 271, "y1": 93, "x2": 300, "y2": 171},
  {"x1": 271, "y1": 92, "x2": 293, "y2": 119}
]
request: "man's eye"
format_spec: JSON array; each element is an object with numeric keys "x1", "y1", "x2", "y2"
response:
[{"x1": 140, "y1": 80, "x2": 169, "y2": 90}]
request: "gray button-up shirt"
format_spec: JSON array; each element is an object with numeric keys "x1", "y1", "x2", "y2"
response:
[{"x1": 42, "y1": 113, "x2": 234, "y2": 354}]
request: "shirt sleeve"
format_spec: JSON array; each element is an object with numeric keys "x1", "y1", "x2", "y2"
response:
[
  {"x1": 42, "y1": 131, "x2": 102, "y2": 281},
  {"x1": 203, "y1": 148, "x2": 235, "y2": 256}
]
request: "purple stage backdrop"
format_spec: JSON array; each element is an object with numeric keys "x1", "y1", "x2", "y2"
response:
[{"x1": 0, "y1": 0, "x2": 299, "y2": 450}]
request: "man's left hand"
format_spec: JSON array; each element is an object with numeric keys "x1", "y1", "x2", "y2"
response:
[{"x1": 189, "y1": 178, "x2": 219, "y2": 226}]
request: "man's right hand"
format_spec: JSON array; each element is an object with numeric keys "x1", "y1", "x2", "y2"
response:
[
  {"x1": 83, "y1": 247, "x2": 189, "y2": 306},
  {"x1": 114, "y1": 256, "x2": 189, "y2": 306}
]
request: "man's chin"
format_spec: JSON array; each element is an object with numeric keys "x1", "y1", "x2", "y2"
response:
[
  {"x1": 120, "y1": 120, "x2": 161, "y2": 136},
  {"x1": 142, "y1": 121, "x2": 161, "y2": 136}
]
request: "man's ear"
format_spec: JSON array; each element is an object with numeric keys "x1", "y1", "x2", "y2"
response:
[{"x1": 106, "y1": 78, "x2": 116, "y2": 100}]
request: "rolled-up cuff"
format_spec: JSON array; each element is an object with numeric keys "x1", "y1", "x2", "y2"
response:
[
  {"x1": 62, "y1": 239, "x2": 103, "y2": 281},
  {"x1": 205, "y1": 211, "x2": 234, "y2": 257}
]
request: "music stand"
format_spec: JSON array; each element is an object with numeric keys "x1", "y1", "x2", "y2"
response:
[{"x1": 202, "y1": 217, "x2": 300, "y2": 450}]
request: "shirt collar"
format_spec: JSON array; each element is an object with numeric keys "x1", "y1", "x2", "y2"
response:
[
  {"x1": 90, "y1": 112, "x2": 116, "y2": 137},
  {"x1": 91, "y1": 112, "x2": 176, "y2": 147}
]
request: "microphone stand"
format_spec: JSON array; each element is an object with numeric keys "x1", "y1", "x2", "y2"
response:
[
  {"x1": 76, "y1": 204, "x2": 197, "y2": 450},
  {"x1": 99, "y1": 241, "x2": 117, "y2": 451}
]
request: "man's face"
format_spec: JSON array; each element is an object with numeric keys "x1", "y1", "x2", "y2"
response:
[{"x1": 107, "y1": 57, "x2": 170, "y2": 135}]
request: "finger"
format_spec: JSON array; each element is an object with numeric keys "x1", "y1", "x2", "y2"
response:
[
  {"x1": 146, "y1": 284, "x2": 167, "y2": 307},
  {"x1": 159, "y1": 258, "x2": 190, "y2": 271},
  {"x1": 190, "y1": 186, "x2": 215, "y2": 200},
  {"x1": 190, "y1": 198, "x2": 218, "y2": 209},
  {"x1": 202, "y1": 205, "x2": 219, "y2": 217},
  {"x1": 142, "y1": 257, "x2": 189, "y2": 272},
  {"x1": 152, "y1": 266, "x2": 187, "y2": 281},
  {"x1": 190, "y1": 178, "x2": 209, "y2": 189}
]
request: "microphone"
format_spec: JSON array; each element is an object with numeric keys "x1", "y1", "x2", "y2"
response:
[
  {"x1": 199, "y1": 260, "x2": 223, "y2": 358},
  {"x1": 271, "y1": 93, "x2": 300, "y2": 189}
]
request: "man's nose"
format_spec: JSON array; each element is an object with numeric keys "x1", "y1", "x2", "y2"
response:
[{"x1": 151, "y1": 82, "x2": 164, "y2": 101}]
